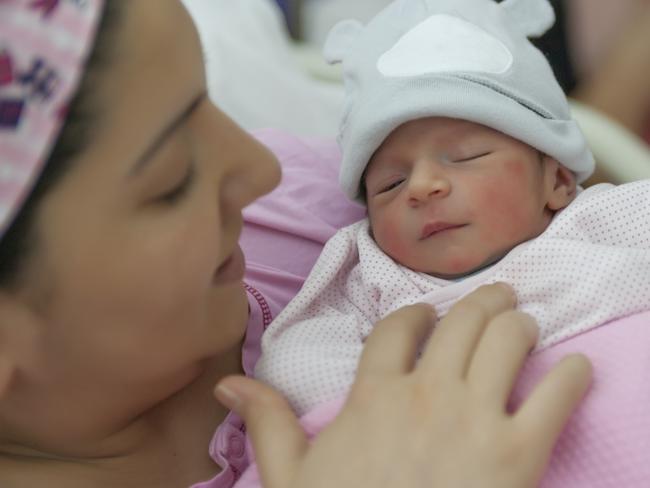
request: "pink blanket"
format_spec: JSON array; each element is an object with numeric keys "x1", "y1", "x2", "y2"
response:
[
  {"x1": 236, "y1": 311, "x2": 650, "y2": 487},
  {"x1": 517, "y1": 311, "x2": 650, "y2": 486}
]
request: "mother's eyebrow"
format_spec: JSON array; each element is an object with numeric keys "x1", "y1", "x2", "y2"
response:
[{"x1": 129, "y1": 91, "x2": 206, "y2": 177}]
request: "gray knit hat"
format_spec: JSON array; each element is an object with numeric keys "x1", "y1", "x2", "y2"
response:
[{"x1": 324, "y1": 0, "x2": 595, "y2": 200}]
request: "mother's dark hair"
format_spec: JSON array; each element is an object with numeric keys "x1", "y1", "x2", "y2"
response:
[{"x1": 0, "y1": 2, "x2": 122, "y2": 288}]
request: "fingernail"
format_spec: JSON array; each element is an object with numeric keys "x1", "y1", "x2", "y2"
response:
[
  {"x1": 417, "y1": 302, "x2": 437, "y2": 319},
  {"x1": 215, "y1": 383, "x2": 241, "y2": 411},
  {"x1": 424, "y1": 302, "x2": 436, "y2": 313},
  {"x1": 495, "y1": 282, "x2": 517, "y2": 303},
  {"x1": 524, "y1": 319, "x2": 539, "y2": 340}
]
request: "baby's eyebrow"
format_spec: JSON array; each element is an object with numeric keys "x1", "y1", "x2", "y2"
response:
[
  {"x1": 129, "y1": 91, "x2": 206, "y2": 177},
  {"x1": 363, "y1": 165, "x2": 383, "y2": 183}
]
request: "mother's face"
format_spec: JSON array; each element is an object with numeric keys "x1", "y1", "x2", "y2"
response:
[{"x1": 0, "y1": 0, "x2": 280, "y2": 452}]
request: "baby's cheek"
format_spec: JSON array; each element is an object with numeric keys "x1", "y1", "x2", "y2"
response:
[
  {"x1": 476, "y1": 184, "x2": 512, "y2": 217},
  {"x1": 493, "y1": 202, "x2": 530, "y2": 240},
  {"x1": 502, "y1": 157, "x2": 528, "y2": 178},
  {"x1": 374, "y1": 218, "x2": 410, "y2": 260},
  {"x1": 478, "y1": 187, "x2": 538, "y2": 242}
]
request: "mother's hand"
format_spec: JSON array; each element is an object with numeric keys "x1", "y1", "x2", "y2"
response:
[{"x1": 216, "y1": 283, "x2": 592, "y2": 488}]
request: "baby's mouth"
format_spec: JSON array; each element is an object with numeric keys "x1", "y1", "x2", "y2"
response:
[{"x1": 420, "y1": 222, "x2": 466, "y2": 240}]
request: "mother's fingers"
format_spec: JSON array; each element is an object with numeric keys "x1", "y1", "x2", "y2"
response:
[
  {"x1": 357, "y1": 303, "x2": 436, "y2": 376},
  {"x1": 466, "y1": 311, "x2": 539, "y2": 404},
  {"x1": 418, "y1": 283, "x2": 517, "y2": 377},
  {"x1": 515, "y1": 354, "x2": 592, "y2": 453},
  {"x1": 215, "y1": 376, "x2": 307, "y2": 488}
]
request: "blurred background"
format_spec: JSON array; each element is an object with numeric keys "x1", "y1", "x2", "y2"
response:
[{"x1": 182, "y1": 0, "x2": 650, "y2": 184}]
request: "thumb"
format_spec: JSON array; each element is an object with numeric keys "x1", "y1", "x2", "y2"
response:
[{"x1": 215, "y1": 375, "x2": 308, "y2": 488}]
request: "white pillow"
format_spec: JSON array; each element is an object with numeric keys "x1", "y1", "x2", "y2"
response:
[{"x1": 182, "y1": 0, "x2": 343, "y2": 137}]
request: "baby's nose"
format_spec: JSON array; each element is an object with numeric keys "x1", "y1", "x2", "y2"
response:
[{"x1": 406, "y1": 169, "x2": 451, "y2": 206}]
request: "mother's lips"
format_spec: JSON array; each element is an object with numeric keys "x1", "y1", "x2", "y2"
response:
[
  {"x1": 213, "y1": 245, "x2": 245, "y2": 285},
  {"x1": 420, "y1": 222, "x2": 465, "y2": 240}
]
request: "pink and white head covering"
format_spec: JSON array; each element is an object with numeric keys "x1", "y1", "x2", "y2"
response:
[{"x1": 0, "y1": 0, "x2": 105, "y2": 239}]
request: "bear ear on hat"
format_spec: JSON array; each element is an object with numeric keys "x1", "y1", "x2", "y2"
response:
[
  {"x1": 500, "y1": 0, "x2": 555, "y2": 38},
  {"x1": 323, "y1": 19, "x2": 364, "y2": 65}
]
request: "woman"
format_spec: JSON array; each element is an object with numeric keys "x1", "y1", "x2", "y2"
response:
[{"x1": 0, "y1": 1, "x2": 591, "y2": 487}]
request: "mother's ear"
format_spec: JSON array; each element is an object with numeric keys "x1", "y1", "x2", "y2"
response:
[
  {"x1": 0, "y1": 294, "x2": 41, "y2": 399},
  {"x1": 543, "y1": 155, "x2": 577, "y2": 211}
]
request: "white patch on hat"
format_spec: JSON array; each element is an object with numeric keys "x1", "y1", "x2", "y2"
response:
[{"x1": 377, "y1": 14, "x2": 513, "y2": 77}]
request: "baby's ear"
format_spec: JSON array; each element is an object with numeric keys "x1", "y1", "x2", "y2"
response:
[
  {"x1": 545, "y1": 157, "x2": 577, "y2": 210},
  {"x1": 323, "y1": 19, "x2": 364, "y2": 65},
  {"x1": 500, "y1": 0, "x2": 555, "y2": 38}
]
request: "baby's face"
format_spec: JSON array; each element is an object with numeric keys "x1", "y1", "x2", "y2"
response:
[{"x1": 364, "y1": 117, "x2": 572, "y2": 279}]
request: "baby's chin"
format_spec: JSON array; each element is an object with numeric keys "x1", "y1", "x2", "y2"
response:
[{"x1": 424, "y1": 253, "x2": 508, "y2": 281}]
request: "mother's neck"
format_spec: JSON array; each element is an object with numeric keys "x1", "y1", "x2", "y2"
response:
[{"x1": 0, "y1": 341, "x2": 244, "y2": 488}]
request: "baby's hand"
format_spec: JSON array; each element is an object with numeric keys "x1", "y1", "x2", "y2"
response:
[{"x1": 217, "y1": 283, "x2": 592, "y2": 488}]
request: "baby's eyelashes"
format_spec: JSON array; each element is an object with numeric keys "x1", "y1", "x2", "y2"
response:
[
  {"x1": 367, "y1": 177, "x2": 405, "y2": 196},
  {"x1": 443, "y1": 151, "x2": 492, "y2": 164},
  {"x1": 379, "y1": 178, "x2": 405, "y2": 194}
]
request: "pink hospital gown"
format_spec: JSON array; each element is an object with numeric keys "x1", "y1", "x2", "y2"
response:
[{"x1": 191, "y1": 129, "x2": 364, "y2": 488}]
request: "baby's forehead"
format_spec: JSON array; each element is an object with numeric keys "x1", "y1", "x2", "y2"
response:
[
  {"x1": 390, "y1": 118, "x2": 502, "y2": 143},
  {"x1": 369, "y1": 117, "x2": 509, "y2": 160}
]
